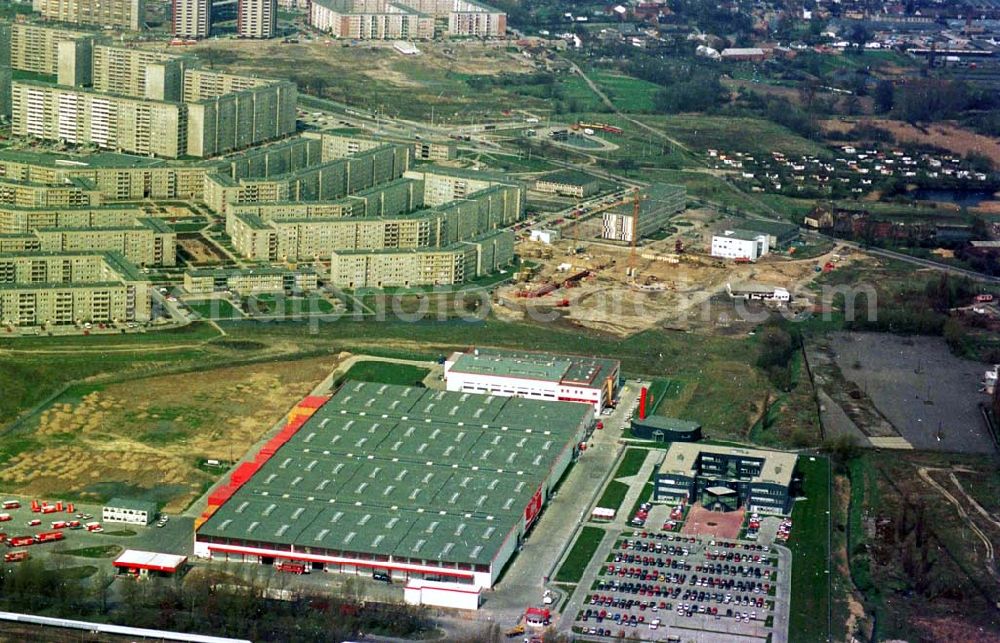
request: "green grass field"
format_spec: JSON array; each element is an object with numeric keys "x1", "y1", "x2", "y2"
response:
[
  {"x1": 185, "y1": 299, "x2": 244, "y2": 320},
  {"x1": 555, "y1": 526, "x2": 606, "y2": 584},
  {"x1": 788, "y1": 455, "x2": 832, "y2": 643},
  {"x1": 615, "y1": 448, "x2": 650, "y2": 479},
  {"x1": 2, "y1": 319, "x2": 778, "y2": 445},
  {"x1": 55, "y1": 545, "x2": 123, "y2": 559},
  {"x1": 246, "y1": 294, "x2": 339, "y2": 316},
  {"x1": 595, "y1": 480, "x2": 629, "y2": 514},
  {"x1": 642, "y1": 115, "x2": 829, "y2": 158},
  {"x1": 336, "y1": 361, "x2": 430, "y2": 387},
  {"x1": 647, "y1": 379, "x2": 684, "y2": 415}
]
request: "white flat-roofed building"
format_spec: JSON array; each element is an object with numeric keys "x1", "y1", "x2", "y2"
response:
[
  {"x1": 710, "y1": 229, "x2": 769, "y2": 261},
  {"x1": 444, "y1": 347, "x2": 620, "y2": 413}
]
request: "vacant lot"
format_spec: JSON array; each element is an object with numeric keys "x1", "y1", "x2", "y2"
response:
[
  {"x1": 828, "y1": 332, "x2": 993, "y2": 453},
  {"x1": 182, "y1": 39, "x2": 543, "y2": 121},
  {"x1": 0, "y1": 355, "x2": 345, "y2": 512},
  {"x1": 640, "y1": 114, "x2": 829, "y2": 158}
]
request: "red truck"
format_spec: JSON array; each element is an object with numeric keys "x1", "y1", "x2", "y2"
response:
[
  {"x1": 2, "y1": 501, "x2": 20, "y2": 510},
  {"x1": 40, "y1": 505, "x2": 58, "y2": 514},
  {"x1": 50, "y1": 521, "x2": 69, "y2": 530},
  {"x1": 34, "y1": 531, "x2": 65, "y2": 543},
  {"x1": 0, "y1": 514, "x2": 12, "y2": 522},
  {"x1": 86, "y1": 523, "x2": 103, "y2": 532},
  {"x1": 4, "y1": 551, "x2": 29, "y2": 563},
  {"x1": 277, "y1": 562, "x2": 308, "y2": 574},
  {"x1": 8, "y1": 536, "x2": 35, "y2": 547}
]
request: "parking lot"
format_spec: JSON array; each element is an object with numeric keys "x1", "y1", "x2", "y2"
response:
[{"x1": 575, "y1": 532, "x2": 781, "y2": 641}]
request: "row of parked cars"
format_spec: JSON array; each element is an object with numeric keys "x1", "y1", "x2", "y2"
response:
[{"x1": 578, "y1": 532, "x2": 777, "y2": 639}]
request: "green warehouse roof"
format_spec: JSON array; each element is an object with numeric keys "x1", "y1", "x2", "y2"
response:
[{"x1": 198, "y1": 380, "x2": 592, "y2": 568}]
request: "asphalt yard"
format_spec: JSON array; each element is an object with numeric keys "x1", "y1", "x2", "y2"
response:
[{"x1": 575, "y1": 533, "x2": 783, "y2": 642}]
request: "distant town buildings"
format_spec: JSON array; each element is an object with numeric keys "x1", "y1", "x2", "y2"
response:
[{"x1": 309, "y1": 0, "x2": 506, "y2": 39}]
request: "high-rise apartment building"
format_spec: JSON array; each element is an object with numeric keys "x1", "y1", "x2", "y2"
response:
[
  {"x1": 237, "y1": 0, "x2": 277, "y2": 38},
  {"x1": 33, "y1": 0, "x2": 146, "y2": 31},
  {"x1": 173, "y1": 0, "x2": 211, "y2": 39},
  {"x1": 10, "y1": 44, "x2": 296, "y2": 158}
]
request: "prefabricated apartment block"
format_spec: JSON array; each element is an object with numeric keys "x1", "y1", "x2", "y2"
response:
[
  {"x1": 194, "y1": 381, "x2": 594, "y2": 591},
  {"x1": 444, "y1": 347, "x2": 621, "y2": 414},
  {"x1": 8, "y1": 32, "x2": 296, "y2": 158},
  {"x1": 309, "y1": 0, "x2": 505, "y2": 39},
  {"x1": 602, "y1": 184, "x2": 686, "y2": 243},
  {"x1": 0, "y1": 250, "x2": 150, "y2": 326},
  {"x1": 654, "y1": 443, "x2": 797, "y2": 515}
]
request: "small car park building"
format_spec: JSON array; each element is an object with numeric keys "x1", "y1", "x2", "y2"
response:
[
  {"x1": 103, "y1": 498, "x2": 157, "y2": 526},
  {"x1": 630, "y1": 416, "x2": 702, "y2": 442},
  {"x1": 654, "y1": 443, "x2": 796, "y2": 515}
]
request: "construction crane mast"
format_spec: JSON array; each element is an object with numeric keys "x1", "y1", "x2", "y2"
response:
[{"x1": 627, "y1": 187, "x2": 640, "y2": 279}]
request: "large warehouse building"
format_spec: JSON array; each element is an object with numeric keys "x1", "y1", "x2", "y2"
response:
[
  {"x1": 444, "y1": 348, "x2": 620, "y2": 413},
  {"x1": 654, "y1": 443, "x2": 797, "y2": 515},
  {"x1": 194, "y1": 381, "x2": 593, "y2": 592}
]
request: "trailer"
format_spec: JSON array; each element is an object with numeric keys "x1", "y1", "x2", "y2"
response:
[
  {"x1": 34, "y1": 531, "x2": 65, "y2": 544},
  {"x1": 4, "y1": 551, "x2": 28, "y2": 563},
  {"x1": 0, "y1": 514, "x2": 11, "y2": 523},
  {"x1": 50, "y1": 521, "x2": 69, "y2": 530},
  {"x1": 8, "y1": 536, "x2": 35, "y2": 547},
  {"x1": 276, "y1": 562, "x2": 308, "y2": 575},
  {"x1": 2, "y1": 501, "x2": 20, "y2": 510}
]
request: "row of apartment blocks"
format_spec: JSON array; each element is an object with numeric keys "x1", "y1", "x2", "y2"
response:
[
  {"x1": 0, "y1": 250, "x2": 151, "y2": 326},
  {"x1": 31, "y1": 0, "x2": 275, "y2": 39},
  {"x1": 3, "y1": 25, "x2": 297, "y2": 158},
  {"x1": 183, "y1": 266, "x2": 318, "y2": 295},
  {"x1": 0, "y1": 216, "x2": 176, "y2": 266},
  {"x1": 33, "y1": 0, "x2": 144, "y2": 31},
  {"x1": 309, "y1": 0, "x2": 506, "y2": 39}
]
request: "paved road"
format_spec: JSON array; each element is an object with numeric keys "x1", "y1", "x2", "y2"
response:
[
  {"x1": 810, "y1": 233, "x2": 1000, "y2": 283},
  {"x1": 556, "y1": 448, "x2": 661, "y2": 632},
  {"x1": 477, "y1": 383, "x2": 643, "y2": 628}
]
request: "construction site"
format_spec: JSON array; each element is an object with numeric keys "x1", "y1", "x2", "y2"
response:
[{"x1": 500, "y1": 188, "x2": 857, "y2": 336}]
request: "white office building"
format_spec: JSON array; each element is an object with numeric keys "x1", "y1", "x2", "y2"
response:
[
  {"x1": 444, "y1": 348, "x2": 620, "y2": 414},
  {"x1": 710, "y1": 229, "x2": 770, "y2": 261}
]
